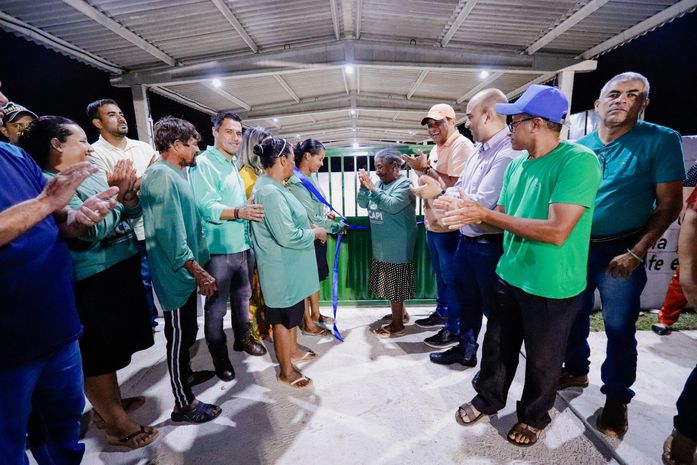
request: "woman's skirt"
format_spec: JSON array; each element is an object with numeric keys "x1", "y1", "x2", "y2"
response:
[
  {"x1": 369, "y1": 259, "x2": 415, "y2": 303},
  {"x1": 74, "y1": 254, "x2": 154, "y2": 377},
  {"x1": 314, "y1": 239, "x2": 329, "y2": 282}
]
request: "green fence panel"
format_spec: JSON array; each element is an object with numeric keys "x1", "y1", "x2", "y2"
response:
[{"x1": 319, "y1": 215, "x2": 436, "y2": 305}]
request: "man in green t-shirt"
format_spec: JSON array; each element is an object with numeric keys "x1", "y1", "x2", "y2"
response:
[{"x1": 441, "y1": 85, "x2": 601, "y2": 446}]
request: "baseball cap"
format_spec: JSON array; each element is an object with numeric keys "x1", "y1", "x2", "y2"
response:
[
  {"x1": 495, "y1": 85, "x2": 569, "y2": 124},
  {"x1": 421, "y1": 104, "x2": 456, "y2": 126},
  {"x1": 2, "y1": 102, "x2": 38, "y2": 125}
]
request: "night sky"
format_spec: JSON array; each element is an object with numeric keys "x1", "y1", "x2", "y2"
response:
[{"x1": 1, "y1": 11, "x2": 695, "y2": 145}]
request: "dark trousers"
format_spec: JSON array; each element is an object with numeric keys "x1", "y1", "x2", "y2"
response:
[
  {"x1": 675, "y1": 365, "x2": 697, "y2": 441},
  {"x1": 164, "y1": 291, "x2": 199, "y2": 408},
  {"x1": 425, "y1": 230, "x2": 461, "y2": 333},
  {"x1": 454, "y1": 235, "x2": 502, "y2": 358},
  {"x1": 0, "y1": 341, "x2": 85, "y2": 465},
  {"x1": 472, "y1": 279, "x2": 583, "y2": 429},
  {"x1": 564, "y1": 237, "x2": 647, "y2": 403},
  {"x1": 204, "y1": 251, "x2": 252, "y2": 347}
]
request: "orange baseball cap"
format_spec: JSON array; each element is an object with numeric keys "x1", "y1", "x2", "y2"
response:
[{"x1": 421, "y1": 104, "x2": 456, "y2": 125}]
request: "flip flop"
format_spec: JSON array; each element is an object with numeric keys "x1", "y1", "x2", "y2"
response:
[
  {"x1": 663, "y1": 430, "x2": 697, "y2": 465},
  {"x1": 301, "y1": 327, "x2": 330, "y2": 337},
  {"x1": 507, "y1": 422, "x2": 542, "y2": 447},
  {"x1": 372, "y1": 325, "x2": 407, "y2": 338},
  {"x1": 93, "y1": 396, "x2": 146, "y2": 429},
  {"x1": 278, "y1": 374, "x2": 313, "y2": 389},
  {"x1": 291, "y1": 351, "x2": 317, "y2": 364},
  {"x1": 456, "y1": 402, "x2": 484, "y2": 425},
  {"x1": 380, "y1": 313, "x2": 410, "y2": 324},
  {"x1": 106, "y1": 425, "x2": 158, "y2": 449}
]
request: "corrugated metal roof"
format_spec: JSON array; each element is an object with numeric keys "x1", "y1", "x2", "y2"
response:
[{"x1": 1, "y1": 0, "x2": 693, "y2": 145}]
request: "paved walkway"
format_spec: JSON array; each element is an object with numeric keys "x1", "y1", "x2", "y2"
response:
[{"x1": 41, "y1": 306, "x2": 696, "y2": 465}]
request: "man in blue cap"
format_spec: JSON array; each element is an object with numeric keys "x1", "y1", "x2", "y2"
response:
[
  {"x1": 439, "y1": 84, "x2": 601, "y2": 446},
  {"x1": 560, "y1": 72, "x2": 684, "y2": 438}
]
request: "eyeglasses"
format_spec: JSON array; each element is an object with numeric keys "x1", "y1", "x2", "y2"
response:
[{"x1": 507, "y1": 117, "x2": 537, "y2": 132}]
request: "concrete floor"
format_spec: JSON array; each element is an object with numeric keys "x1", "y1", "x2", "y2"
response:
[{"x1": 39, "y1": 306, "x2": 697, "y2": 465}]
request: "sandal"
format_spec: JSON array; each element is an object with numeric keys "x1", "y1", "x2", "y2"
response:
[
  {"x1": 93, "y1": 396, "x2": 146, "y2": 430},
  {"x1": 507, "y1": 422, "x2": 542, "y2": 447},
  {"x1": 291, "y1": 350, "x2": 317, "y2": 364},
  {"x1": 106, "y1": 424, "x2": 158, "y2": 449},
  {"x1": 596, "y1": 401, "x2": 628, "y2": 438},
  {"x1": 456, "y1": 402, "x2": 484, "y2": 425},
  {"x1": 301, "y1": 327, "x2": 330, "y2": 337},
  {"x1": 171, "y1": 401, "x2": 222, "y2": 424},
  {"x1": 278, "y1": 374, "x2": 313, "y2": 389},
  {"x1": 380, "y1": 313, "x2": 410, "y2": 324},
  {"x1": 372, "y1": 325, "x2": 406, "y2": 338},
  {"x1": 663, "y1": 430, "x2": 697, "y2": 465}
]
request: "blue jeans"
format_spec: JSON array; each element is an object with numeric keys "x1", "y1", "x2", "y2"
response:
[
  {"x1": 563, "y1": 237, "x2": 647, "y2": 404},
  {"x1": 138, "y1": 240, "x2": 157, "y2": 327},
  {"x1": 0, "y1": 341, "x2": 85, "y2": 465},
  {"x1": 425, "y1": 230, "x2": 461, "y2": 333},
  {"x1": 454, "y1": 235, "x2": 503, "y2": 358}
]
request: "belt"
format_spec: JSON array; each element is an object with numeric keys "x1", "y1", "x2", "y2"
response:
[
  {"x1": 461, "y1": 233, "x2": 503, "y2": 245},
  {"x1": 590, "y1": 228, "x2": 643, "y2": 244}
]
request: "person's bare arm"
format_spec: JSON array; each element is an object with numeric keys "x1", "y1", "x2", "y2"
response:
[
  {"x1": 442, "y1": 201, "x2": 585, "y2": 246},
  {"x1": 607, "y1": 181, "x2": 683, "y2": 278},
  {"x1": 0, "y1": 162, "x2": 106, "y2": 245}
]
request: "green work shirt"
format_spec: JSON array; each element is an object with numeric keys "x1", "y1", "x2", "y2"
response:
[
  {"x1": 44, "y1": 170, "x2": 139, "y2": 281},
  {"x1": 140, "y1": 160, "x2": 210, "y2": 311},
  {"x1": 188, "y1": 146, "x2": 251, "y2": 254},
  {"x1": 357, "y1": 175, "x2": 416, "y2": 263},
  {"x1": 577, "y1": 121, "x2": 685, "y2": 237},
  {"x1": 287, "y1": 174, "x2": 345, "y2": 234},
  {"x1": 250, "y1": 175, "x2": 318, "y2": 308},
  {"x1": 496, "y1": 141, "x2": 601, "y2": 299}
]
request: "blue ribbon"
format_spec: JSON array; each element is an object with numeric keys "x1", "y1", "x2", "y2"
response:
[{"x1": 292, "y1": 168, "x2": 423, "y2": 340}]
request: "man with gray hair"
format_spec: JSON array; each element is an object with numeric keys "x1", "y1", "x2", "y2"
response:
[{"x1": 560, "y1": 72, "x2": 685, "y2": 438}]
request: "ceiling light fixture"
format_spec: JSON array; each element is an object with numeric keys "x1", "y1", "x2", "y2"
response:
[
  {"x1": 212, "y1": 78, "x2": 222, "y2": 88},
  {"x1": 479, "y1": 70, "x2": 490, "y2": 79}
]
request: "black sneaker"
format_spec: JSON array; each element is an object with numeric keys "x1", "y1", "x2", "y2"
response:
[
  {"x1": 651, "y1": 323, "x2": 671, "y2": 336},
  {"x1": 429, "y1": 346, "x2": 477, "y2": 367},
  {"x1": 415, "y1": 312, "x2": 447, "y2": 329},
  {"x1": 423, "y1": 328, "x2": 459, "y2": 348}
]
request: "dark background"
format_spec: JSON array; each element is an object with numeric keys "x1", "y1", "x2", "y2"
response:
[{"x1": 1, "y1": 10, "x2": 695, "y2": 145}]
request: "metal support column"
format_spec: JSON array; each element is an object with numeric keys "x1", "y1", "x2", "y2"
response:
[
  {"x1": 131, "y1": 85, "x2": 153, "y2": 144},
  {"x1": 557, "y1": 70, "x2": 575, "y2": 140}
]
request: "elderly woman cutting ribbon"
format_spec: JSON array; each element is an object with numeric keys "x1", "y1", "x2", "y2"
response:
[{"x1": 357, "y1": 148, "x2": 417, "y2": 338}]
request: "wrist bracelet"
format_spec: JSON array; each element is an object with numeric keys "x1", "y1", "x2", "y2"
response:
[
  {"x1": 626, "y1": 248, "x2": 644, "y2": 263},
  {"x1": 233, "y1": 208, "x2": 239, "y2": 219}
]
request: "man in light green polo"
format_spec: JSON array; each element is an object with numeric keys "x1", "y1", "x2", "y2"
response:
[{"x1": 188, "y1": 111, "x2": 266, "y2": 383}]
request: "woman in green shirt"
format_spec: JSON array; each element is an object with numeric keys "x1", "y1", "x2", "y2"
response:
[
  {"x1": 288, "y1": 139, "x2": 345, "y2": 336},
  {"x1": 251, "y1": 137, "x2": 327, "y2": 388},
  {"x1": 20, "y1": 116, "x2": 157, "y2": 449},
  {"x1": 357, "y1": 148, "x2": 417, "y2": 338}
]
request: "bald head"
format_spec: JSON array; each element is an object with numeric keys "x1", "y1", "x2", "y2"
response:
[{"x1": 465, "y1": 88, "x2": 508, "y2": 142}]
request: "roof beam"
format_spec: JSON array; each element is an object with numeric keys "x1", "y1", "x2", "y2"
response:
[
  {"x1": 210, "y1": 0, "x2": 258, "y2": 53},
  {"x1": 579, "y1": 0, "x2": 697, "y2": 59},
  {"x1": 356, "y1": 67, "x2": 361, "y2": 94},
  {"x1": 526, "y1": 0, "x2": 610, "y2": 55},
  {"x1": 342, "y1": 70, "x2": 350, "y2": 95},
  {"x1": 505, "y1": 73, "x2": 556, "y2": 99},
  {"x1": 111, "y1": 39, "x2": 595, "y2": 87},
  {"x1": 202, "y1": 82, "x2": 251, "y2": 111},
  {"x1": 60, "y1": 0, "x2": 176, "y2": 66},
  {"x1": 271, "y1": 116, "x2": 419, "y2": 133},
  {"x1": 456, "y1": 71, "x2": 503, "y2": 103},
  {"x1": 150, "y1": 86, "x2": 216, "y2": 115},
  {"x1": 441, "y1": 0, "x2": 480, "y2": 46},
  {"x1": 330, "y1": 0, "x2": 341, "y2": 40},
  {"x1": 407, "y1": 70, "x2": 429, "y2": 100},
  {"x1": 355, "y1": 0, "x2": 363, "y2": 39},
  {"x1": 273, "y1": 74, "x2": 300, "y2": 103},
  {"x1": 0, "y1": 11, "x2": 123, "y2": 74}
]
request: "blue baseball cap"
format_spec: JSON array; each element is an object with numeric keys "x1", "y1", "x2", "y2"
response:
[{"x1": 495, "y1": 84, "x2": 569, "y2": 124}]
